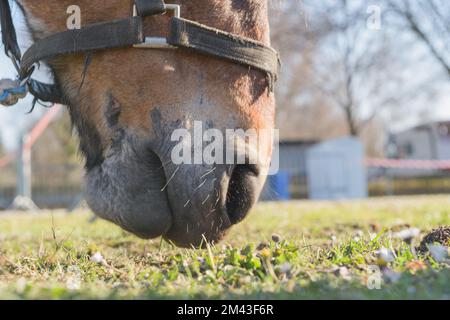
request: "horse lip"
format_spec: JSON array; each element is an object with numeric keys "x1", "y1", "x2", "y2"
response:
[{"x1": 161, "y1": 165, "x2": 234, "y2": 247}]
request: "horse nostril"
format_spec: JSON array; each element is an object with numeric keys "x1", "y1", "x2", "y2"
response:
[{"x1": 225, "y1": 164, "x2": 260, "y2": 224}]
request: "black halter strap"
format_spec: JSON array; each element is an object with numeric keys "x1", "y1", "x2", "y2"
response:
[
  {"x1": 0, "y1": 0, "x2": 20, "y2": 60},
  {"x1": 1, "y1": 0, "x2": 280, "y2": 105}
]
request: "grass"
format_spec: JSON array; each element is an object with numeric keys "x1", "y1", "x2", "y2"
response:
[{"x1": 0, "y1": 195, "x2": 449, "y2": 299}]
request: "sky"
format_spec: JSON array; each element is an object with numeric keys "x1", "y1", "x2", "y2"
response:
[{"x1": 0, "y1": 3, "x2": 449, "y2": 151}]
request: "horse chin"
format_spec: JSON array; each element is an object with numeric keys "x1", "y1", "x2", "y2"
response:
[{"x1": 84, "y1": 138, "x2": 173, "y2": 239}]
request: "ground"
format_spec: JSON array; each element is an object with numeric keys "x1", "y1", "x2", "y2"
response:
[{"x1": 0, "y1": 196, "x2": 449, "y2": 299}]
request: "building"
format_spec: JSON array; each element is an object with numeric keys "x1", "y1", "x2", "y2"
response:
[
  {"x1": 261, "y1": 137, "x2": 368, "y2": 201},
  {"x1": 306, "y1": 137, "x2": 368, "y2": 200},
  {"x1": 391, "y1": 120, "x2": 450, "y2": 160},
  {"x1": 260, "y1": 140, "x2": 316, "y2": 200}
]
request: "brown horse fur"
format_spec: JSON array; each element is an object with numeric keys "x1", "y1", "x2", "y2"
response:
[{"x1": 16, "y1": 0, "x2": 276, "y2": 247}]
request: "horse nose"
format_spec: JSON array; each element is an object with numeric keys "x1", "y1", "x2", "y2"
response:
[
  {"x1": 225, "y1": 164, "x2": 261, "y2": 224},
  {"x1": 162, "y1": 162, "x2": 262, "y2": 247}
]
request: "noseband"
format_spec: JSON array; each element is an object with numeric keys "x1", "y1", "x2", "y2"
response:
[{"x1": 0, "y1": 0, "x2": 280, "y2": 107}]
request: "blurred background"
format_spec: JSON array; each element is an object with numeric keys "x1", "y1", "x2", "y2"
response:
[{"x1": 0, "y1": 0, "x2": 449, "y2": 210}]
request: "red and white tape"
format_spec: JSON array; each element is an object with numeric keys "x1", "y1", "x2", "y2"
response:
[
  {"x1": 366, "y1": 158, "x2": 450, "y2": 170},
  {"x1": 0, "y1": 105, "x2": 62, "y2": 168}
]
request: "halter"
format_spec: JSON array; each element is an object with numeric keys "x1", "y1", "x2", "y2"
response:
[{"x1": 0, "y1": 0, "x2": 280, "y2": 107}]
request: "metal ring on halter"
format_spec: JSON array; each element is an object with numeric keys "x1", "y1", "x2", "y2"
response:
[
  {"x1": 6, "y1": 49, "x2": 35, "y2": 86},
  {"x1": 19, "y1": 65, "x2": 35, "y2": 87},
  {"x1": 133, "y1": 3, "x2": 181, "y2": 49}
]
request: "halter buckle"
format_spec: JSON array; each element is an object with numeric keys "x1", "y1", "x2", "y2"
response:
[{"x1": 133, "y1": 4, "x2": 180, "y2": 49}]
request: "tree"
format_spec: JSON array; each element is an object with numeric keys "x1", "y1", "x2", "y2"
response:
[
  {"x1": 270, "y1": 0, "x2": 348, "y2": 141},
  {"x1": 269, "y1": 0, "x2": 444, "y2": 154},
  {"x1": 387, "y1": 0, "x2": 450, "y2": 78},
  {"x1": 304, "y1": 0, "x2": 416, "y2": 136}
]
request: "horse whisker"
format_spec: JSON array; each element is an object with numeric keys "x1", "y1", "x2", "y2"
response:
[
  {"x1": 193, "y1": 178, "x2": 208, "y2": 193},
  {"x1": 200, "y1": 167, "x2": 216, "y2": 180},
  {"x1": 202, "y1": 194, "x2": 210, "y2": 205},
  {"x1": 161, "y1": 166, "x2": 180, "y2": 192}
]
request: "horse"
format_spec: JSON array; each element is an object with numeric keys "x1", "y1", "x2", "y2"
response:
[{"x1": 4, "y1": 0, "x2": 278, "y2": 247}]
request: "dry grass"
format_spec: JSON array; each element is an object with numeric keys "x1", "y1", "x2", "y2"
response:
[{"x1": 0, "y1": 195, "x2": 449, "y2": 299}]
